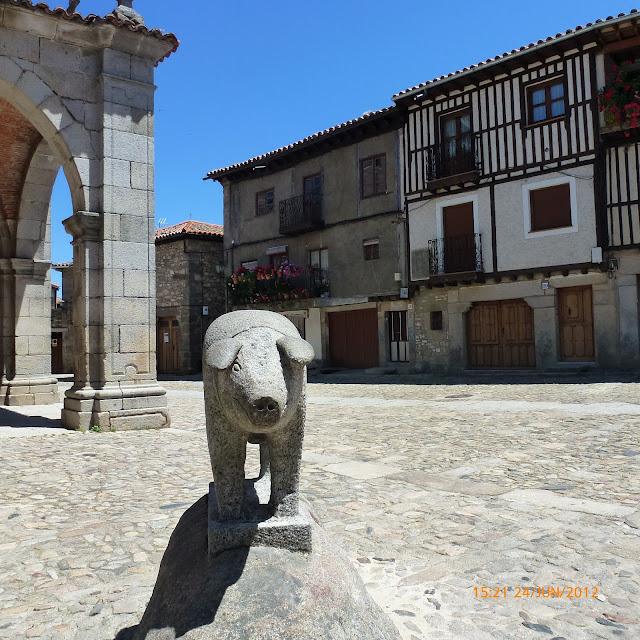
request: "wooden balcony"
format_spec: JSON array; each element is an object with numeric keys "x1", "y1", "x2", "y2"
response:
[
  {"x1": 279, "y1": 194, "x2": 324, "y2": 235},
  {"x1": 425, "y1": 136, "x2": 481, "y2": 190}
]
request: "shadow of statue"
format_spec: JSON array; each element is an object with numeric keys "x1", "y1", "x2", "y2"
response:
[{"x1": 115, "y1": 495, "x2": 249, "y2": 640}]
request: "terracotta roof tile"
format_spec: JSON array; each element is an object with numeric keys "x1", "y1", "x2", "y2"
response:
[
  {"x1": 393, "y1": 9, "x2": 639, "y2": 100},
  {"x1": 206, "y1": 106, "x2": 398, "y2": 180},
  {"x1": 155, "y1": 220, "x2": 223, "y2": 241},
  {"x1": 3, "y1": 1, "x2": 179, "y2": 64}
]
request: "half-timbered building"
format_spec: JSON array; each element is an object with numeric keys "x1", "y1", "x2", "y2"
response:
[{"x1": 397, "y1": 10, "x2": 640, "y2": 372}]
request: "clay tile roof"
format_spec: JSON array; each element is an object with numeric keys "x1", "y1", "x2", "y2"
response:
[
  {"x1": 4, "y1": 1, "x2": 179, "y2": 64},
  {"x1": 393, "y1": 9, "x2": 639, "y2": 100},
  {"x1": 155, "y1": 220, "x2": 224, "y2": 241},
  {"x1": 206, "y1": 105, "x2": 399, "y2": 181}
]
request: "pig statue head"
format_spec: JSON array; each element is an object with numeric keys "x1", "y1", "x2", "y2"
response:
[{"x1": 204, "y1": 311, "x2": 314, "y2": 435}]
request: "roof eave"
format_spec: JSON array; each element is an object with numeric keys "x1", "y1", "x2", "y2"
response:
[{"x1": 393, "y1": 11, "x2": 639, "y2": 103}]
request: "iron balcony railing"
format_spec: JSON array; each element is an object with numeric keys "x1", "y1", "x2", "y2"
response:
[
  {"x1": 279, "y1": 193, "x2": 323, "y2": 235},
  {"x1": 425, "y1": 135, "x2": 481, "y2": 184},
  {"x1": 428, "y1": 233, "x2": 483, "y2": 275}
]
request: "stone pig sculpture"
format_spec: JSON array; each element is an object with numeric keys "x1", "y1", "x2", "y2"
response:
[{"x1": 203, "y1": 310, "x2": 314, "y2": 521}]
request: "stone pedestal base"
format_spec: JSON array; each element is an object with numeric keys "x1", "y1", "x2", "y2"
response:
[
  {"x1": 208, "y1": 479, "x2": 312, "y2": 557},
  {"x1": 62, "y1": 382, "x2": 170, "y2": 431},
  {"x1": 0, "y1": 376, "x2": 60, "y2": 406}
]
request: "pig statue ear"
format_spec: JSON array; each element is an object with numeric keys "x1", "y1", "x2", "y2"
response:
[
  {"x1": 277, "y1": 335, "x2": 314, "y2": 366},
  {"x1": 206, "y1": 338, "x2": 241, "y2": 370}
]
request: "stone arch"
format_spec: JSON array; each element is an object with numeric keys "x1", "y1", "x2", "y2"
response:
[
  {"x1": 15, "y1": 138, "x2": 61, "y2": 261},
  {"x1": 0, "y1": 56, "x2": 88, "y2": 215}
]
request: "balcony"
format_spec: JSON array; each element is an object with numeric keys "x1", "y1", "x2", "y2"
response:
[
  {"x1": 425, "y1": 136, "x2": 481, "y2": 190},
  {"x1": 427, "y1": 234, "x2": 483, "y2": 276},
  {"x1": 228, "y1": 263, "x2": 329, "y2": 306},
  {"x1": 279, "y1": 193, "x2": 324, "y2": 235}
]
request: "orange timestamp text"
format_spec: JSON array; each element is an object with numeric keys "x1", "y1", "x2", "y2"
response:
[{"x1": 473, "y1": 585, "x2": 600, "y2": 600}]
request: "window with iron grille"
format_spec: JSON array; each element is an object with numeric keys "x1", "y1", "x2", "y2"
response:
[
  {"x1": 363, "y1": 238, "x2": 380, "y2": 261},
  {"x1": 360, "y1": 154, "x2": 386, "y2": 198},
  {"x1": 256, "y1": 188, "x2": 274, "y2": 216},
  {"x1": 527, "y1": 78, "x2": 566, "y2": 124}
]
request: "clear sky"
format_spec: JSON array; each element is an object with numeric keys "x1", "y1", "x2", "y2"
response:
[{"x1": 49, "y1": 0, "x2": 632, "y2": 277}]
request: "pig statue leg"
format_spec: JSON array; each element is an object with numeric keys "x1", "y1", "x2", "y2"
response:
[
  {"x1": 210, "y1": 429, "x2": 247, "y2": 520},
  {"x1": 267, "y1": 408, "x2": 304, "y2": 517}
]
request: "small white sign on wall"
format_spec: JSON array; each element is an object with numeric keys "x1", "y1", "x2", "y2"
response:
[
  {"x1": 400, "y1": 287, "x2": 409, "y2": 299},
  {"x1": 202, "y1": 306, "x2": 209, "y2": 316},
  {"x1": 163, "y1": 332, "x2": 169, "y2": 343}
]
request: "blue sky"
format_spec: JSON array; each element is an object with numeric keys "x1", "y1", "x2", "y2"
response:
[{"x1": 50, "y1": 0, "x2": 632, "y2": 274}]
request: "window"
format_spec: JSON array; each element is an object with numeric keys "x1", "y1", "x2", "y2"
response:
[
  {"x1": 430, "y1": 311, "x2": 443, "y2": 331},
  {"x1": 527, "y1": 78, "x2": 566, "y2": 124},
  {"x1": 363, "y1": 238, "x2": 380, "y2": 261},
  {"x1": 440, "y1": 109, "x2": 474, "y2": 176},
  {"x1": 303, "y1": 173, "x2": 322, "y2": 197},
  {"x1": 523, "y1": 178, "x2": 577, "y2": 237},
  {"x1": 529, "y1": 183, "x2": 572, "y2": 232},
  {"x1": 360, "y1": 154, "x2": 387, "y2": 198},
  {"x1": 241, "y1": 260, "x2": 257, "y2": 271},
  {"x1": 309, "y1": 248, "x2": 329, "y2": 271},
  {"x1": 269, "y1": 252, "x2": 288, "y2": 268},
  {"x1": 309, "y1": 248, "x2": 329, "y2": 297},
  {"x1": 256, "y1": 188, "x2": 274, "y2": 216}
]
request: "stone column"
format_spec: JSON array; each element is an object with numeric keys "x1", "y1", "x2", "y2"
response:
[
  {"x1": 0, "y1": 258, "x2": 59, "y2": 405},
  {"x1": 617, "y1": 274, "x2": 640, "y2": 369},
  {"x1": 447, "y1": 301, "x2": 472, "y2": 372},
  {"x1": 524, "y1": 292, "x2": 558, "y2": 370},
  {"x1": 59, "y1": 39, "x2": 171, "y2": 431}
]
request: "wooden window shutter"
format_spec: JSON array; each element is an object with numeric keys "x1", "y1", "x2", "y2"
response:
[
  {"x1": 374, "y1": 155, "x2": 386, "y2": 194},
  {"x1": 361, "y1": 158, "x2": 374, "y2": 198},
  {"x1": 529, "y1": 183, "x2": 572, "y2": 231}
]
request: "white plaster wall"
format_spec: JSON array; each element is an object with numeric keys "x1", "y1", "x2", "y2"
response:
[
  {"x1": 494, "y1": 166, "x2": 598, "y2": 272},
  {"x1": 408, "y1": 186, "x2": 493, "y2": 279},
  {"x1": 305, "y1": 308, "x2": 323, "y2": 361}
]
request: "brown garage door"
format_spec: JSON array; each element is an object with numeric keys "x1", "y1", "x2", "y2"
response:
[
  {"x1": 558, "y1": 286, "x2": 594, "y2": 361},
  {"x1": 328, "y1": 309, "x2": 379, "y2": 369},
  {"x1": 467, "y1": 299, "x2": 535, "y2": 368}
]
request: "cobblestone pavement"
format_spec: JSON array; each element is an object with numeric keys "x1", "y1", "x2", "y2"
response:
[{"x1": 1, "y1": 378, "x2": 639, "y2": 640}]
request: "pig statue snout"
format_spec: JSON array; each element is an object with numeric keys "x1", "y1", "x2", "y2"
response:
[{"x1": 251, "y1": 396, "x2": 281, "y2": 425}]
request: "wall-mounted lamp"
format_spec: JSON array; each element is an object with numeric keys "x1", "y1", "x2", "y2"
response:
[{"x1": 607, "y1": 256, "x2": 619, "y2": 279}]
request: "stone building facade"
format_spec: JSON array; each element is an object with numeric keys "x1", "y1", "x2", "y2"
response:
[
  {"x1": 0, "y1": 1, "x2": 178, "y2": 429},
  {"x1": 207, "y1": 108, "x2": 412, "y2": 370},
  {"x1": 51, "y1": 263, "x2": 73, "y2": 374},
  {"x1": 155, "y1": 221, "x2": 226, "y2": 374},
  {"x1": 397, "y1": 10, "x2": 640, "y2": 373}
]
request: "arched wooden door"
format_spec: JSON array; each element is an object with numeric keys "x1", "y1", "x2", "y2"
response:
[
  {"x1": 467, "y1": 299, "x2": 535, "y2": 368},
  {"x1": 157, "y1": 318, "x2": 181, "y2": 373}
]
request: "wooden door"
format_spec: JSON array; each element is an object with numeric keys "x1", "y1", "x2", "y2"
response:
[
  {"x1": 558, "y1": 286, "x2": 594, "y2": 361},
  {"x1": 157, "y1": 318, "x2": 181, "y2": 373},
  {"x1": 443, "y1": 202, "x2": 475, "y2": 273},
  {"x1": 467, "y1": 299, "x2": 535, "y2": 368},
  {"x1": 51, "y1": 332, "x2": 63, "y2": 375},
  {"x1": 328, "y1": 309, "x2": 379, "y2": 369}
]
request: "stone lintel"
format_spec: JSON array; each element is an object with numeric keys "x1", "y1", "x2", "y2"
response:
[{"x1": 208, "y1": 481, "x2": 313, "y2": 558}]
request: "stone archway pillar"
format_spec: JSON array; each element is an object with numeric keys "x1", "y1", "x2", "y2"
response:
[
  {"x1": 62, "y1": 211, "x2": 168, "y2": 431},
  {"x1": 0, "y1": 258, "x2": 59, "y2": 405}
]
